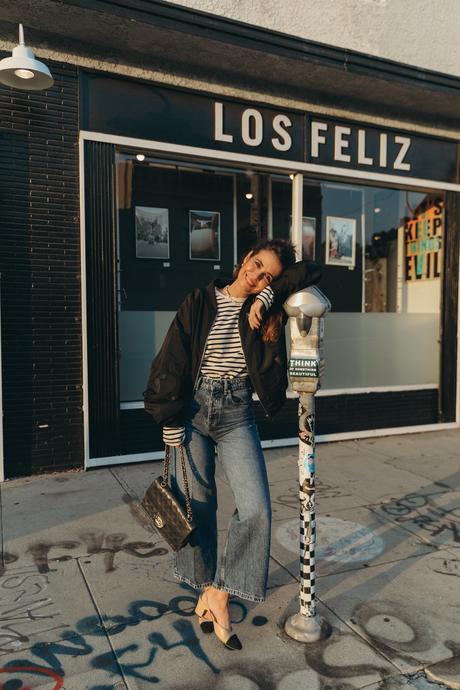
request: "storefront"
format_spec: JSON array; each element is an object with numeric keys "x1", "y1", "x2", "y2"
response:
[{"x1": 79, "y1": 71, "x2": 460, "y2": 468}]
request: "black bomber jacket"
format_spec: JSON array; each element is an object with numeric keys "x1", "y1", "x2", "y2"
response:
[{"x1": 143, "y1": 260, "x2": 322, "y2": 427}]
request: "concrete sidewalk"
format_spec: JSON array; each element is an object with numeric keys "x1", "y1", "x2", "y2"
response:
[{"x1": 0, "y1": 428, "x2": 459, "y2": 689}]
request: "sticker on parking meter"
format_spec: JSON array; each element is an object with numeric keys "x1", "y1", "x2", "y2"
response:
[{"x1": 289, "y1": 357, "x2": 320, "y2": 377}]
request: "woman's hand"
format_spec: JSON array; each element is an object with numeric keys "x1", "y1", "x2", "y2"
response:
[{"x1": 248, "y1": 299, "x2": 266, "y2": 330}]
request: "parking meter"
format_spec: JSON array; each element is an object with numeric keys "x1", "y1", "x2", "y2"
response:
[{"x1": 283, "y1": 286, "x2": 331, "y2": 643}]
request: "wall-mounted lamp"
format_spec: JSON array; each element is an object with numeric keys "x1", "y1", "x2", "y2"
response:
[
  {"x1": 245, "y1": 193, "x2": 253, "y2": 200},
  {"x1": 0, "y1": 24, "x2": 53, "y2": 91},
  {"x1": 374, "y1": 207, "x2": 381, "y2": 214},
  {"x1": 136, "y1": 154, "x2": 145, "y2": 161}
]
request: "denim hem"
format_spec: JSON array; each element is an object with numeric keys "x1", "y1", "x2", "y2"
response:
[
  {"x1": 211, "y1": 582, "x2": 265, "y2": 603},
  {"x1": 173, "y1": 568, "x2": 214, "y2": 591},
  {"x1": 174, "y1": 568, "x2": 265, "y2": 603}
]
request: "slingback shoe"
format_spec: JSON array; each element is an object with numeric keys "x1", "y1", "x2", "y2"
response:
[
  {"x1": 195, "y1": 594, "x2": 214, "y2": 634},
  {"x1": 201, "y1": 592, "x2": 242, "y2": 651}
]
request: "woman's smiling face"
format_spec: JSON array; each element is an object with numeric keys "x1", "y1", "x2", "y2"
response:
[{"x1": 235, "y1": 249, "x2": 283, "y2": 296}]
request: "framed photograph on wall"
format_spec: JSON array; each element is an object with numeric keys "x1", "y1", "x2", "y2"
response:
[
  {"x1": 325, "y1": 216, "x2": 356, "y2": 268},
  {"x1": 189, "y1": 210, "x2": 221, "y2": 261},
  {"x1": 135, "y1": 206, "x2": 170, "y2": 259},
  {"x1": 301, "y1": 217, "x2": 316, "y2": 261},
  {"x1": 289, "y1": 216, "x2": 317, "y2": 261}
]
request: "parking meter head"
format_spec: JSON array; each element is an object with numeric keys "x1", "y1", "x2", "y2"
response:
[
  {"x1": 296, "y1": 314, "x2": 312, "y2": 337},
  {"x1": 285, "y1": 287, "x2": 330, "y2": 393},
  {"x1": 283, "y1": 286, "x2": 331, "y2": 319}
]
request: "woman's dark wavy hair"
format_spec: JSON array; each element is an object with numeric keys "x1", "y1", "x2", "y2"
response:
[{"x1": 234, "y1": 238, "x2": 297, "y2": 343}]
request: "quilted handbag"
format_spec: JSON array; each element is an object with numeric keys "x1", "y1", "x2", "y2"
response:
[{"x1": 142, "y1": 445, "x2": 196, "y2": 551}]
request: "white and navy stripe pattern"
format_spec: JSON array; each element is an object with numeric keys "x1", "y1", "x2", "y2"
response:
[
  {"x1": 163, "y1": 286, "x2": 274, "y2": 445},
  {"x1": 200, "y1": 289, "x2": 247, "y2": 378},
  {"x1": 200, "y1": 286, "x2": 274, "y2": 378},
  {"x1": 163, "y1": 426, "x2": 186, "y2": 446},
  {"x1": 256, "y1": 285, "x2": 274, "y2": 312}
]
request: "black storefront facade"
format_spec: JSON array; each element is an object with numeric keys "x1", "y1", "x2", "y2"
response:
[
  {"x1": 1, "y1": 15, "x2": 459, "y2": 477},
  {"x1": 81, "y1": 72, "x2": 459, "y2": 470}
]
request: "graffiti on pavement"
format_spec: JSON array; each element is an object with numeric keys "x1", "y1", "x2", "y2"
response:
[
  {"x1": 1, "y1": 584, "x2": 457, "y2": 689},
  {"x1": 275, "y1": 516, "x2": 385, "y2": 564},
  {"x1": 272, "y1": 479, "x2": 352, "y2": 513},
  {"x1": 1, "y1": 532, "x2": 168, "y2": 577},
  {"x1": 0, "y1": 570, "x2": 66, "y2": 654},
  {"x1": 428, "y1": 555, "x2": 460, "y2": 578},
  {"x1": 0, "y1": 588, "x2": 222, "y2": 689},
  {"x1": 379, "y1": 492, "x2": 460, "y2": 545}
]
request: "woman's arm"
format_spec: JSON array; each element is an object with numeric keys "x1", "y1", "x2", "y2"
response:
[
  {"x1": 143, "y1": 290, "x2": 196, "y2": 428},
  {"x1": 248, "y1": 260, "x2": 322, "y2": 329},
  {"x1": 266, "y1": 260, "x2": 322, "y2": 307}
]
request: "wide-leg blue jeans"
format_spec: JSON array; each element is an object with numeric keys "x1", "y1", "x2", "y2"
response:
[{"x1": 171, "y1": 376, "x2": 271, "y2": 603}]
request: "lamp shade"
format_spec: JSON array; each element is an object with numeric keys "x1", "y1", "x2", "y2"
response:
[{"x1": 0, "y1": 25, "x2": 53, "y2": 91}]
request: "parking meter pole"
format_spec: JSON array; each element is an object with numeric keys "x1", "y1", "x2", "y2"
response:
[
  {"x1": 284, "y1": 391, "x2": 323, "y2": 642},
  {"x1": 283, "y1": 287, "x2": 331, "y2": 644},
  {"x1": 298, "y1": 393, "x2": 317, "y2": 618}
]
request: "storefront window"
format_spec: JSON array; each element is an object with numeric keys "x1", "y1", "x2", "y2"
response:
[
  {"x1": 116, "y1": 148, "x2": 444, "y2": 403},
  {"x1": 312, "y1": 182, "x2": 443, "y2": 389},
  {"x1": 116, "y1": 151, "x2": 293, "y2": 403},
  {"x1": 116, "y1": 152, "x2": 236, "y2": 402}
]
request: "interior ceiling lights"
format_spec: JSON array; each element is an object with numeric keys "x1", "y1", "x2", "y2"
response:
[{"x1": 0, "y1": 24, "x2": 53, "y2": 91}]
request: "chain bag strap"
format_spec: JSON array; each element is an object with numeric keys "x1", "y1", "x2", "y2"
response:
[
  {"x1": 162, "y1": 445, "x2": 193, "y2": 523},
  {"x1": 142, "y1": 443, "x2": 196, "y2": 552}
]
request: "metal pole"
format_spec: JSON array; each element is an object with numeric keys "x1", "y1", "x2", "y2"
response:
[
  {"x1": 284, "y1": 393, "x2": 323, "y2": 641},
  {"x1": 298, "y1": 393, "x2": 317, "y2": 618}
]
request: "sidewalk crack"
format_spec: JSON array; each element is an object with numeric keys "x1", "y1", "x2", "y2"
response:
[
  {"x1": 317, "y1": 595, "x2": 404, "y2": 675},
  {"x1": 270, "y1": 554, "x2": 299, "y2": 583},
  {"x1": 109, "y1": 467, "x2": 140, "y2": 501},
  {"x1": 76, "y1": 558, "x2": 129, "y2": 690}
]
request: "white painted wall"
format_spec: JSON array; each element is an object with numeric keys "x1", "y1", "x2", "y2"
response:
[{"x1": 166, "y1": 0, "x2": 460, "y2": 77}]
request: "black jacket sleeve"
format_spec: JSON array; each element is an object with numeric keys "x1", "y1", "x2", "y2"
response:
[
  {"x1": 269, "y1": 260, "x2": 322, "y2": 307},
  {"x1": 143, "y1": 291, "x2": 195, "y2": 428}
]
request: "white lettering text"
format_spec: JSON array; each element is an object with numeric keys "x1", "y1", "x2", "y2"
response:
[
  {"x1": 271, "y1": 114, "x2": 293, "y2": 151},
  {"x1": 241, "y1": 108, "x2": 263, "y2": 147},
  {"x1": 334, "y1": 126, "x2": 351, "y2": 162},
  {"x1": 311, "y1": 121, "x2": 328, "y2": 158},
  {"x1": 214, "y1": 102, "x2": 233, "y2": 143}
]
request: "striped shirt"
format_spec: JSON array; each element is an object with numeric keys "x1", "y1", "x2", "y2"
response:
[
  {"x1": 163, "y1": 285, "x2": 274, "y2": 445},
  {"x1": 200, "y1": 288, "x2": 247, "y2": 378}
]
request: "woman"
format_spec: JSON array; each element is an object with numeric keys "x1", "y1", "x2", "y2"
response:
[{"x1": 144, "y1": 238, "x2": 321, "y2": 650}]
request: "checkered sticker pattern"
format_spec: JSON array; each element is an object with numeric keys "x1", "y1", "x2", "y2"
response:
[{"x1": 300, "y1": 511, "x2": 316, "y2": 617}]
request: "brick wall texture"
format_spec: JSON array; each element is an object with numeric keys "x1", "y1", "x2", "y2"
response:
[{"x1": 0, "y1": 60, "x2": 82, "y2": 478}]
